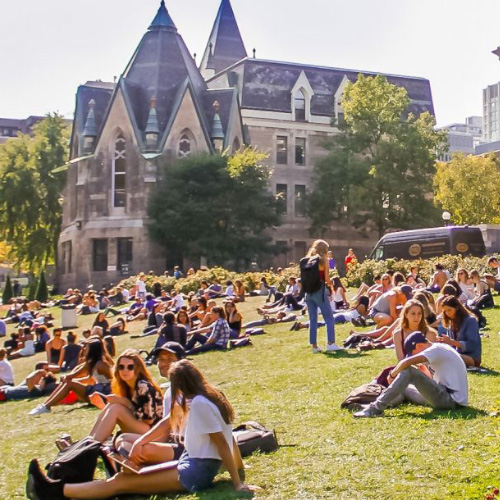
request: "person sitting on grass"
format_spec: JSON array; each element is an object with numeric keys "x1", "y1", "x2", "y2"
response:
[
  {"x1": 233, "y1": 279, "x2": 246, "y2": 303},
  {"x1": 45, "y1": 328, "x2": 67, "y2": 367},
  {"x1": 109, "y1": 317, "x2": 127, "y2": 337},
  {"x1": 437, "y1": 295, "x2": 482, "y2": 368},
  {"x1": 368, "y1": 286, "x2": 408, "y2": 328},
  {"x1": 0, "y1": 348, "x2": 14, "y2": 386},
  {"x1": 26, "y1": 359, "x2": 256, "y2": 499},
  {"x1": 185, "y1": 307, "x2": 231, "y2": 355},
  {"x1": 93, "y1": 312, "x2": 109, "y2": 336},
  {"x1": 81, "y1": 349, "x2": 163, "y2": 444},
  {"x1": 354, "y1": 331, "x2": 469, "y2": 418},
  {"x1": 426, "y1": 263, "x2": 449, "y2": 293},
  {"x1": 331, "y1": 277, "x2": 349, "y2": 310},
  {"x1": 484, "y1": 256, "x2": 500, "y2": 293},
  {"x1": 59, "y1": 332, "x2": 82, "y2": 372},
  {"x1": 7, "y1": 327, "x2": 35, "y2": 360},
  {"x1": 29, "y1": 338, "x2": 113, "y2": 416},
  {"x1": 469, "y1": 270, "x2": 494, "y2": 309},
  {"x1": 224, "y1": 301, "x2": 243, "y2": 339},
  {"x1": 112, "y1": 342, "x2": 187, "y2": 465}
]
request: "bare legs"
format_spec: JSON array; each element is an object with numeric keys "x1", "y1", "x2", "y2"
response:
[
  {"x1": 63, "y1": 468, "x2": 183, "y2": 499},
  {"x1": 43, "y1": 380, "x2": 89, "y2": 409},
  {"x1": 89, "y1": 404, "x2": 151, "y2": 443}
]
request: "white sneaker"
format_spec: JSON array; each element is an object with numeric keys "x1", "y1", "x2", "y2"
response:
[
  {"x1": 29, "y1": 404, "x2": 51, "y2": 416},
  {"x1": 326, "y1": 344, "x2": 344, "y2": 352},
  {"x1": 311, "y1": 346, "x2": 322, "y2": 353}
]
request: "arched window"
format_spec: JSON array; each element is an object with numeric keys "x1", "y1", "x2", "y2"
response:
[
  {"x1": 294, "y1": 89, "x2": 306, "y2": 121},
  {"x1": 113, "y1": 134, "x2": 126, "y2": 208},
  {"x1": 178, "y1": 133, "x2": 192, "y2": 158},
  {"x1": 232, "y1": 137, "x2": 241, "y2": 154}
]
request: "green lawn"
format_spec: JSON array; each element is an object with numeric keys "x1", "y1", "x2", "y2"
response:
[{"x1": 1, "y1": 296, "x2": 499, "y2": 500}]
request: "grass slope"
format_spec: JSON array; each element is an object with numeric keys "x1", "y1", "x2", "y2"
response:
[{"x1": 1, "y1": 296, "x2": 499, "y2": 500}]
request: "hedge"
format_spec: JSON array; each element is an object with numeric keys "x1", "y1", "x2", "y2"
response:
[
  {"x1": 346, "y1": 255, "x2": 493, "y2": 287},
  {"x1": 119, "y1": 266, "x2": 300, "y2": 295}
]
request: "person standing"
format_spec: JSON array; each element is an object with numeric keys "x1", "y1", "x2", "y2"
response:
[
  {"x1": 344, "y1": 248, "x2": 357, "y2": 273},
  {"x1": 327, "y1": 251, "x2": 336, "y2": 271},
  {"x1": 300, "y1": 240, "x2": 342, "y2": 353}
]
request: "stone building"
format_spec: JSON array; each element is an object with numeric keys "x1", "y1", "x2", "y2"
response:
[{"x1": 58, "y1": 0, "x2": 435, "y2": 289}]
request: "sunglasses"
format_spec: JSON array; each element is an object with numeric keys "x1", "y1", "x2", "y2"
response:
[{"x1": 118, "y1": 363, "x2": 135, "y2": 371}]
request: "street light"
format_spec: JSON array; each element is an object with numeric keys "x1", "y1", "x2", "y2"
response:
[{"x1": 442, "y1": 211, "x2": 451, "y2": 226}]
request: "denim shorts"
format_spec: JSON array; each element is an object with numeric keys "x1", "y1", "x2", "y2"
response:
[
  {"x1": 84, "y1": 382, "x2": 111, "y2": 397},
  {"x1": 177, "y1": 451, "x2": 221, "y2": 493}
]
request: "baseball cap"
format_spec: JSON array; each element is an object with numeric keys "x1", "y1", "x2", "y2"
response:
[
  {"x1": 154, "y1": 342, "x2": 185, "y2": 360},
  {"x1": 400, "y1": 285, "x2": 413, "y2": 300},
  {"x1": 403, "y1": 331, "x2": 428, "y2": 357}
]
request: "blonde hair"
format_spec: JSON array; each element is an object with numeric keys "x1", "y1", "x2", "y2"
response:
[{"x1": 307, "y1": 239, "x2": 329, "y2": 258}]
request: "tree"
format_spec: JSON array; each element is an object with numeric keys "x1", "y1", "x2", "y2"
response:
[
  {"x1": 2, "y1": 275, "x2": 13, "y2": 304},
  {"x1": 147, "y1": 148, "x2": 281, "y2": 269},
  {"x1": 0, "y1": 114, "x2": 70, "y2": 272},
  {"x1": 35, "y1": 269, "x2": 49, "y2": 302},
  {"x1": 309, "y1": 75, "x2": 447, "y2": 237},
  {"x1": 434, "y1": 154, "x2": 500, "y2": 225},
  {"x1": 27, "y1": 279, "x2": 38, "y2": 301}
]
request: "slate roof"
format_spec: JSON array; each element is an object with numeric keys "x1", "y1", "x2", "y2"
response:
[
  {"x1": 122, "y1": 2, "x2": 207, "y2": 136},
  {"x1": 71, "y1": 81, "x2": 115, "y2": 157},
  {"x1": 200, "y1": 0, "x2": 247, "y2": 75},
  {"x1": 204, "y1": 88, "x2": 238, "y2": 144},
  {"x1": 217, "y1": 58, "x2": 435, "y2": 117}
]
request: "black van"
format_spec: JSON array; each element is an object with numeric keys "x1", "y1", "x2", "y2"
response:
[{"x1": 369, "y1": 226, "x2": 486, "y2": 261}]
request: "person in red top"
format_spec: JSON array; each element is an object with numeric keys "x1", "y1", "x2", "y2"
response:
[{"x1": 344, "y1": 249, "x2": 357, "y2": 272}]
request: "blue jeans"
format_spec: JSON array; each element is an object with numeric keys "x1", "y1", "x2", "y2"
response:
[{"x1": 306, "y1": 285, "x2": 335, "y2": 345}]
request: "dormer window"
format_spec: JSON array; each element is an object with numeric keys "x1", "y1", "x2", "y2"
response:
[{"x1": 294, "y1": 90, "x2": 306, "y2": 122}]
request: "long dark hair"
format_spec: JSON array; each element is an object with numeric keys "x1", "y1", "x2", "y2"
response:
[
  {"x1": 441, "y1": 295, "x2": 472, "y2": 330},
  {"x1": 332, "y1": 277, "x2": 344, "y2": 292},
  {"x1": 169, "y1": 360, "x2": 234, "y2": 434},
  {"x1": 162, "y1": 312, "x2": 176, "y2": 338},
  {"x1": 85, "y1": 338, "x2": 105, "y2": 374}
]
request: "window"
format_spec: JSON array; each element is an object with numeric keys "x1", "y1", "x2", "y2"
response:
[
  {"x1": 113, "y1": 135, "x2": 127, "y2": 208},
  {"x1": 62, "y1": 241, "x2": 72, "y2": 274},
  {"x1": 294, "y1": 241, "x2": 307, "y2": 264},
  {"x1": 295, "y1": 138, "x2": 306, "y2": 165},
  {"x1": 178, "y1": 133, "x2": 192, "y2": 158},
  {"x1": 276, "y1": 136, "x2": 288, "y2": 165},
  {"x1": 276, "y1": 184, "x2": 288, "y2": 215},
  {"x1": 295, "y1": 185, "x2": 306, "y2": 218},
  {"x1": 117, "y1": 238, "x2": 133, "y2": 275},
  {"x1": 93, "y1": 239, "x2": 108, "y2": 272},
  {"x1": 294, "y1": 90, "x2": 306, "y2": 121}
]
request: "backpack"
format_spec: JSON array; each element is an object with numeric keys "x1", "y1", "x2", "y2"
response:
[
  {"x1": 46, "y1": 437, "x2": 102, "y2": 483},
  {"x1": 340, "y1": 383, "x2": 385, "y2": 411},
  {"x1": 233, "y1": 421, "x2": 278, "y2": 457},
  {"x1": 299, "y1": 256, "x2": 322, "y2": 294}
]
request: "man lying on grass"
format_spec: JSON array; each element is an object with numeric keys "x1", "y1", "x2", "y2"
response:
[{"x1": 354, "y1": 331, "x2": 468, "y2": 418}]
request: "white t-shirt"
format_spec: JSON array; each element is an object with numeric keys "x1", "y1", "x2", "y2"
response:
[
  {"x1": 334, "y1": 309, "x2": 360, "y2": 321},
  {"x1": 173, "y1": 295, "x2": 184, "y2": 309},
  {"x1": 184, "y1": 395, "x2": 233, "y2": 459},
  {"x1": 423, "y1": 343, "x2": 468, "y2": 406},
  {"x1": 136, "y1": 279, "x2": 147, "y2": 293},
  {"x1": 0, "y1": 359, "x2": 14, "y2": 384},
  {"x1": 121, "y1": 289, "x2": 130, "y2": 302}
]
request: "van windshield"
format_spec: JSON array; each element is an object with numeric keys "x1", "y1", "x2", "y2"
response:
[{"x1": 373, "y1": 246, "x2": 384, "y2": 260}]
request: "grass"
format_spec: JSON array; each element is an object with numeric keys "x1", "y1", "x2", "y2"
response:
[{"x1": 1, "y1": 296, "x2": 500, "y2": 500}]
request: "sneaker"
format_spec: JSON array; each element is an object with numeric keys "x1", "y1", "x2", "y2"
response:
[
  {"x1": 353, "y1": 405, "x2": 384, "y2": 418},
  {"x1": 29, "y1": 404, "x2": 51, "y2": 416},
  {"x1": 311, "y1": 346, "x2": 322, "y2": 353},
  {"x1": 326, "y1": 343, "x2": 344, "y2": 352},
  {"x1": 26, "y1": 459, "x2": 66, "y2": 500}
]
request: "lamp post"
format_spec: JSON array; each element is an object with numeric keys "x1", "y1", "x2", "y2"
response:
[{"x1": 442, "y1": 211, "x2": 451, "y2": 226}]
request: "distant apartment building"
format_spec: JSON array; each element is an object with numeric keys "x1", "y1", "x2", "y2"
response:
[
  {"x1": 0, "y1": 116, "x2": 46, "y2": 144},
  {"x1": 483, "y1": 82, "x2": 500, "y2": 143},
  {"x1": 438, "y1": 116, "x2": 483, "y2": 161}
]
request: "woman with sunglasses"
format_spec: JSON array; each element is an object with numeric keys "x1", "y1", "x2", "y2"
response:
[
  {"x1": 27, "y1": 360, "x2": 256, "y2": 499},
  {"x1": 88, "y1": 349, "x2": 163, "y2": 443}
]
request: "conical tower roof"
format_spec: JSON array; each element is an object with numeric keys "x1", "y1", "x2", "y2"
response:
[
  {"x1": 121, "y1": 0, "x2": 207, "y2": 134},
  {"x1": 200, "y1": 0, "x2": 247, "y2": 76}
]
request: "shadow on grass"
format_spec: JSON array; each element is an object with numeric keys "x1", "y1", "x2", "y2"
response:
[
  {"x1": 323, "y1": 350, "x2": 366, "y2": 359},
  {"x1": 467, "y1": 367, "x2": 500, "y2": 377},
  {"x1": 402, "y1": 406, "x2": 489, "y2": 420}
]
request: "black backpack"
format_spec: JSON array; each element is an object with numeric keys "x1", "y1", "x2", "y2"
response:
[
  {"x1": 46, "y1": 437, "x2": 102, "y2": 483},
  {"x1": 299, "y1": 255, "x2": 322, "y2": 294},
  {"x1": 233, "y1": 421, "x2": 278, "y2": 457}
]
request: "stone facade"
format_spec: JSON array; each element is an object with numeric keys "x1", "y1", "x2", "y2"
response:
[{"x1": 57, "y1": 0, "x2": 435, "y2": 289}]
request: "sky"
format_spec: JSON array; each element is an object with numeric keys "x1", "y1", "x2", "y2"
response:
[{"x1": 1, "y1": 0, "x2": 500, "y2": 127}]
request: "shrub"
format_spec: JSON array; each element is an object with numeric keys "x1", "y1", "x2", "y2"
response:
[
  {"x1": 28, "y1": 279, "x2": 38, "y2": 301},
  {"x1": 346, "y1": 255, "x2": 492, "y2": 287},
  {"x1": 2, "y1": 275, "x2": 13, "y2": 304},
  {"x1": 118, "y1": 265, "x2": 301, "y2": 296},
  {"x1": 35, "y1": 270, "x2": 49, "y2": 302}
]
